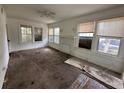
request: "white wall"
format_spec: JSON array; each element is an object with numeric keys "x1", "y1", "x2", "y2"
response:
[
  {"x1": 7, "y1": 18, "x2": 48, "y2": 52},
  {"x1": 48, "y1": 6, "x2": 124, "y2": 73},
  {"x1": 0, "y1": 5, "x2": 9, "y2": 88}
]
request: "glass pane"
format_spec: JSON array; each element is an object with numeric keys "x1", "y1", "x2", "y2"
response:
[
  {"x1": 21, "y1": 26, "x2": 32, "y2": 35},
  {"x1": 54, "y1": 36, "x2": 59, "y2": 44},
  {"x1": 27, "y1": 28, "x2": 32, "y2": 34},
  {"x1": 34, "y1": 27, "x2": 42, "y2": 41},
  {"x1": 78, "y1": 36, "x2": 93, "y2": 49},
  {"x1": 21, "y1": 27, "x2": 26, "y2": 34},
  {"x1": 37, "y1": 29, "x2": 42, "y2": 34},
  {"x1": 49, "y1": 28, "x2": 54, "y2": 35},
  {"x1": 49, "y1": 35, "x2": 54, "y2": 42},
  {"x1": 21, "y1": 30, "x2": 25, "y2": 34},
  {"x1": 21, "y1": 25, "x2": 32, "y2": 43},
  {"x1": 35, "y1": 35, "x2": 42, "y2": 41},
  {"x1": 98, "y1": 37, "x2": 120, "y2": 55},
  {"x1": 22, "y1": 35, "x2": 32, "y2": 43},
  {"x1": 78, "y1": 32, "x2": 93, "y2": 49},
  {"x1": 54, "y1": 27, "x2": 60, "y2": 35}
]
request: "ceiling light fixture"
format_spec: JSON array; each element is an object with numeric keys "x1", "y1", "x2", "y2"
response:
[{"x1": 38, "y1": 10, "x2": 56, "y2": 18}]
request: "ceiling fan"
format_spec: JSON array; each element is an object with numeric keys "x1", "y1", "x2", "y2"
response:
[{"x1": 38, "y1": 10, "x2": 56, "y2": 18}]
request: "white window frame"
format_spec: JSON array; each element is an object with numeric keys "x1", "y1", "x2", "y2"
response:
[
  {"x1": 48, "y1": 27, "x2": 60, "y2": 44},
  {"x1": 54, "y1": 27, "x2": 60, "y2": 44},
  {"x1": 20, "y1": 25, "x2": 33, "y2": 43},
  {"x1": 96, "y1": 17, "x2": 124, "y2": 56},
  {"x1": 97, "y1": 36, "x2": 121, "y2": 56},
  {"x1": 34, "y1": 27, "x2": 43, "y2": 42},
  {"x1": 77, "y1": 22, "x2": 95, "y2": 50},
  {"x1": 48, "y1": 28, "x2": 54, "y2": 43}
]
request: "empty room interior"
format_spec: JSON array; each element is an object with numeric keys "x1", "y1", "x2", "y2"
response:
[{"x1": 0, "y1": 4, "x2": 124, "y2": 89}]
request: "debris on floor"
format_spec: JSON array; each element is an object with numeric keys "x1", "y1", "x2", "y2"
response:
[
  {"x1": 70, "y1": 74, "x2": 107, "y2": 89},
  {"x1": 65, "y1": 57, "x2": 123, "y2": 89},
  {"x1": 83, "y1": 66, "x2": 123, "y2": 89}
]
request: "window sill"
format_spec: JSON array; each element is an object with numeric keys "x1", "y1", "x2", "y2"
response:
[
  {"x1": 95, "y1": 51, "x2": 119, "y2": 58},
  {"x1": 75, "y1": 46, "x2": 120, "y2": 59},
  {"x1": 49, "y1": 42, "x2": 59, "y2": 45},
  {"x1": 34, "y1": 41, "x2": 43, "y2": 42}
]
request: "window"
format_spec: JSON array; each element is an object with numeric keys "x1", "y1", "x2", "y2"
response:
[
  {"x1": 78, "y1": 22, "x2": 94, "y2": 49},
  {"x1": 98, "y1": 37, "x2": 120, "y2": 55},
  {"x1": 97, "y1": 17, "x2": 124, "y2": 37},
  {"x1": 48, "y1": 28, "x2": 54, "y2": 42},
  {"x1": 48, "y1": 27, "x2": 60, "y2": 44},
  {"x1": 34, "y1": 27, "x2": 42, "y2": 41},
  {"x1": 20, "y1": 25, "x2": 32, "y2": 43},
  {"x1": 54, "y1": 27, "x2": 60, "y2": 44},
  {"x1": 96, "y1": 17, "x2": 124, "y2": 55}
]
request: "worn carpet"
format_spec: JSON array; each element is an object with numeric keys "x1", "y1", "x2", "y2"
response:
[{"x1": 3, "y1": 47, "x2": 110, "y2": 89}]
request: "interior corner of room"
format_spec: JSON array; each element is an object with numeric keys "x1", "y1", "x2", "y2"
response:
[{"x1": 0, "y1": 4, "x2": 124, "y2": 89}]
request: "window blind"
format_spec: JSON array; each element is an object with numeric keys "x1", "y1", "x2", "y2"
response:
[
  {"x1": 78, "y1": 22, "x2": 94, "y2": 33},
  {"x1": 96, "y1": 17, "x2": 124, "y2": 37}
]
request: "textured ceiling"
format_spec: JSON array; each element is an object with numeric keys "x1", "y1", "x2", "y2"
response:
[{"x1": 4, "y1": 4, "x2": 120, "y2": 23}]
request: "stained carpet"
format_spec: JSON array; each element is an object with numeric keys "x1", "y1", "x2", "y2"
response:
[{"x1": 3, "y1": 47, "x2": 111, "y2": 89}]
